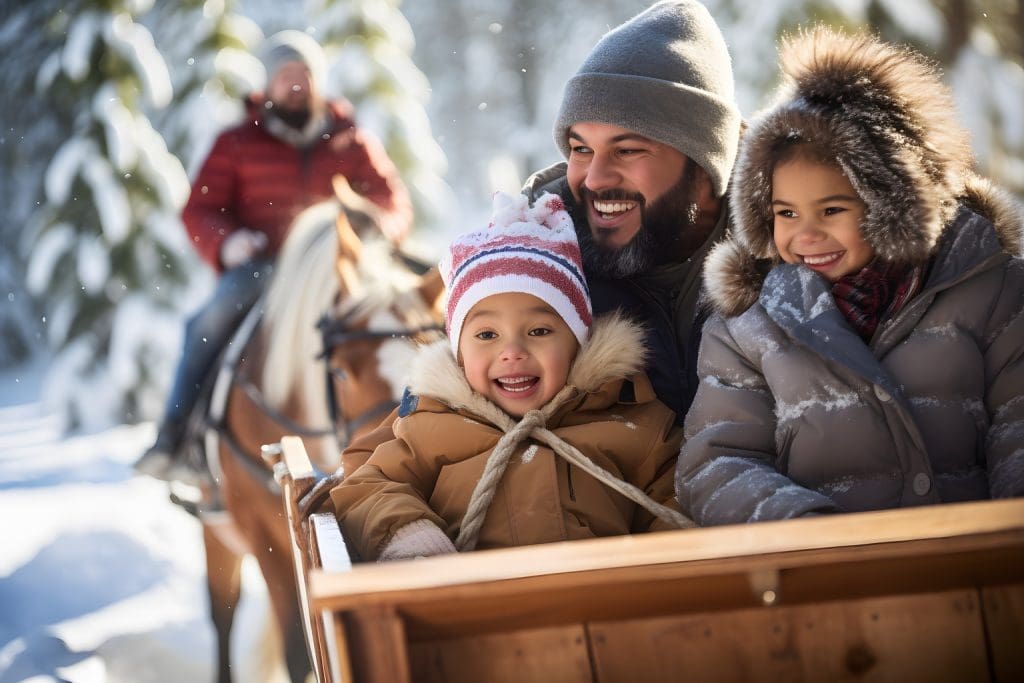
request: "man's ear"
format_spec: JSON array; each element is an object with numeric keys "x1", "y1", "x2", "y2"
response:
[{"x1": 690, "y1": 161, "x2": 717, "y2": 205}]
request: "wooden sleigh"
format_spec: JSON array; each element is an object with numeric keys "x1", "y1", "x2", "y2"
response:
[{"x1": 270, "y1": 436, "x2": 1024, "y2": 683}]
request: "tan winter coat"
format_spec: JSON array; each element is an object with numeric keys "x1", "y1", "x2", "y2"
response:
[
  {"x1": 677, "y1": 30, "x2": 1024, "y2": 526},
  {"x1": 333, "y1": 314, "x2": 682, "y2": 560}
]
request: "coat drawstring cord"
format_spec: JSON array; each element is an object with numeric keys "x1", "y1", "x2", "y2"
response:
[{"x1": 456, "y1": 387, "x2": 694, "y2": 552}]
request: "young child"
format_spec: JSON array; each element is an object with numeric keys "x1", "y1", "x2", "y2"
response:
[
  {"x1": 676, "y1": 28, "x2": 1024, "y2": 526},
  {"x1": 333, "y1": 192, "x2": 690, "y2": 561}
]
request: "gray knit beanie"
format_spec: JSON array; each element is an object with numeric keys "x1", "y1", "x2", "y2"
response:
[
  {"x1": 260, "y1": 30, "x2": 327, "y2": 89},
  {"x1": 554, "y1": 0, "x2": 741, "y2": 197}
]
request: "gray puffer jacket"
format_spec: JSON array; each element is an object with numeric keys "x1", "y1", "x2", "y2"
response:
[{"x1": 676, "y1": 30, "x2": 1024, "y2": 525}]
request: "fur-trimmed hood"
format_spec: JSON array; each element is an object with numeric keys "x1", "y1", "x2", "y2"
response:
[
  {"x1": 405, "y1": 311, "x2": 646, "y2": 423},
  {"x1": 707, "y1": 27, "x2": 1024, "y2": 317}
]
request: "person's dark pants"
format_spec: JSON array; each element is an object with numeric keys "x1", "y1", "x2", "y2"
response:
[{"x1": 152, "y1": 259, "x2": 273, "y2": 454}]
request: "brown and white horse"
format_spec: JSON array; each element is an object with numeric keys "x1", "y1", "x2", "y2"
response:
[{"x1": 199, "y1": 194, "x2": 443, "y2": 682}]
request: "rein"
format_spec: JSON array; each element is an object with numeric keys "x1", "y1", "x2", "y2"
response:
[
  {"x1": 205, "y1": 302, "x2": 338, "y2": 497},
  {"x1": 234, "y1": 375, "x2": 334, "y2": 438},
  {"x1": 317, "y1": 313, "x2": 445, "y2": 351},
  {"x1": 208, "y1": 261, "x2": 444, "y2": 499},
  {"x1": 317, "y1": 311, "x2": 444, "y2": 446},
  {"x1": 210, "y1": 351, "x2": 341, "y2": 499}
]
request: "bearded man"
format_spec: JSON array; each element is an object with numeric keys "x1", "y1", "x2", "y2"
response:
[
  {"x1": 524, "y1": 0, "x2": 742, "y2": 421},
  {"x1": 333, "y1": 1, "x2": 742, "y2": 484},
  {"x1": 137, "y1": 30, "x2": 412, "y2": 479}
]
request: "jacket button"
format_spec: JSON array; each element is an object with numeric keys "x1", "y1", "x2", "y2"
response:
[
  {"x1": 912, "y1": 472, "x2": 931, "y2": 496},
  {"x1": 874, "y1": 385, "x2": 892, "y2": 402}
]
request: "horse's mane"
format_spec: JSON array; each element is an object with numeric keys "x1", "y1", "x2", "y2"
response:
[
  {"x1": 260, "y1": 200, "x2": 441, "y2": 433},
  {"x1": 262, "y1": 201, "x2": 339, "y2": 424}
]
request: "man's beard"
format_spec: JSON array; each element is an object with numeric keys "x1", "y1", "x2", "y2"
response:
[
  {"x1": 576, "y1": 161, "x2": 700, "y2": 279},
  {"x1": 266, "y1": 103, "x2": 312, "y2": 131}
]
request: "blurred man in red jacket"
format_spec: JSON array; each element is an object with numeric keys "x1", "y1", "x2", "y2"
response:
[{"x1": 137, "y1": 29, "x2": 412, "y2": 480}]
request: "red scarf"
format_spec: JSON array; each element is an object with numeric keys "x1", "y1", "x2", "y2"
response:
[{"x1": 832, "y1": 261, "x2": 923, "y2": 342}]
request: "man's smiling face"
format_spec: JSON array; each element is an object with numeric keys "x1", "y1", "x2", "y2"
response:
[
  {"x1": 566, "y1": 121, "x2": 710, "y2": 278},
  {"x1": 566, "y1": 122, "x2": 687, "y2": 246}
]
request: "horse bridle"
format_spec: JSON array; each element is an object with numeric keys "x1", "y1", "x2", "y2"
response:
[
  {"x1": 206, "y1": 247, "x2": 444, "y2": 503},
  {"x1": 317, "y1": 308, "x2": 444, "y2": 448},
  {"x1": 210, "y1": 305, "x2": 442, "y2": 497},
  {"x1": 247, "y1": 308, "x2": 443, "y2": 514}
]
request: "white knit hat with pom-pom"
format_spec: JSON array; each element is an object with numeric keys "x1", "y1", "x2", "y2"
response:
[{"x1": 440, "y1": 192, "x2": 592, "y2": 356}]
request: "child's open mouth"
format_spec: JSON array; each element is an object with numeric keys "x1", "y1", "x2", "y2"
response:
[
  {"x1": 801, "y1": 251, "x2": 844, "y2": 268},
  {"x1": 495, "y1": 376, "x2": 539, "y2": 394}
]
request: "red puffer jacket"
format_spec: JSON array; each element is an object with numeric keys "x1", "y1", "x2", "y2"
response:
[{"x1": 183, "y1": 95, "x2": 412, "y2": 272}]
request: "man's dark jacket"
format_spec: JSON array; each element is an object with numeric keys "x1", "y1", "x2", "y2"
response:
[{"x1": 524, "y1": 162, "x2": 729, "y2": 423}]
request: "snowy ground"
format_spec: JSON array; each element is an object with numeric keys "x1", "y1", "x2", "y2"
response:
[{"x1": 0, "y1": 358, "x2": 286, "y2": 683}]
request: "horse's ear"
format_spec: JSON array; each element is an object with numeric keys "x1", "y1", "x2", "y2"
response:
[
  {"x1": 333, "y1": 175, "x2": 383, "y2": 239},
  {"x1": 334, "y1": 209, "x2": 363, "y2": 296},
  {"x1": 417, "y1": 267, "x2": 446, "y2": 320}
]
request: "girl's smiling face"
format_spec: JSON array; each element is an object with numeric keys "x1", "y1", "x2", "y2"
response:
[
  {"x1": 772, "y1": 156, "x2": 874, "y2": 282},
  {"x1": 458, "y1": 292, "x2": 579, "y2": 417}
]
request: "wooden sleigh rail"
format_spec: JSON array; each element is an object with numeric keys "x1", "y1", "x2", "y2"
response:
[{"x1": 271, "y1": 436, "x2": 1024, "y2": 683}]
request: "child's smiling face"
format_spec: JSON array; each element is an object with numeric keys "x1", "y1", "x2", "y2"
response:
[
  {"x1": 459, "y1": 292, "x2": 579, "y2": 417},
  {"x1": 772, "y1": 156, "x2": 874, "y2": 282}
]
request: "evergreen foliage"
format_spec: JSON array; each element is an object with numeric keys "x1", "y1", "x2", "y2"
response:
[
  {"x1": 147, "y1": 0, "x2": 264, "y2": 174},
  {"x1": 703, "y1": 0, "x2": 1024, "y2": 196},
  {"x1": 309, "y1": 0, "x2": 452, "y2": 232},
  {"x1": 0, "y1": 0, "x2": 65, "y2": 367},
  {"x1": 26, "y1": 0, "x2": 191, "y2": 426}
]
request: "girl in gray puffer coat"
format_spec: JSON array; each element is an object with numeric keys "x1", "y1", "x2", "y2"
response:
[{"x1": 676, "y1": 27, "x2": 1024, "y2": 526}]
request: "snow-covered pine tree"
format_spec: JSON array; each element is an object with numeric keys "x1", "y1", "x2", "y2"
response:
[
  {"x1": 704, "y1": 0, "x2": 1023, "y2": 202},
  {"x1": 701, "y1": 0, "x2": 853, "y2": 115},
  {"x1": 0, "y1": 0, "x2": 66, "y2": 368},
  {"x1": 147, "y1": 0, "x2": 264, "y2": 176},
  {"x1": 307, "y1": 0, "x2": 453, "y2": 236},
  {"x1": 399, "y1": 0, "x2": 652, "y2": 230},
  {"x1": 920, "y1": 1, "x2": 1023, "y2": 200},
  {"x1": 467, "y1": 0, "x2": 655, "y2": 188},
  {"x1": 26, "y1": 0, "x2": 192, "y2": 429}
]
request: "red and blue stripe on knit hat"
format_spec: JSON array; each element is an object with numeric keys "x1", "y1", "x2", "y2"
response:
[{"x1": 440, "y1": 192, "x2": 592, "y2": 355}]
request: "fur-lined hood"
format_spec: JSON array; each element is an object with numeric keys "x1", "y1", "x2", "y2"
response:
[
  {"x1": 707, "y1": 27, "x2": 1024, "y2": 317},
  {"x1": 405, "y1": 312, "x2": 646, "y2": 423}
]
